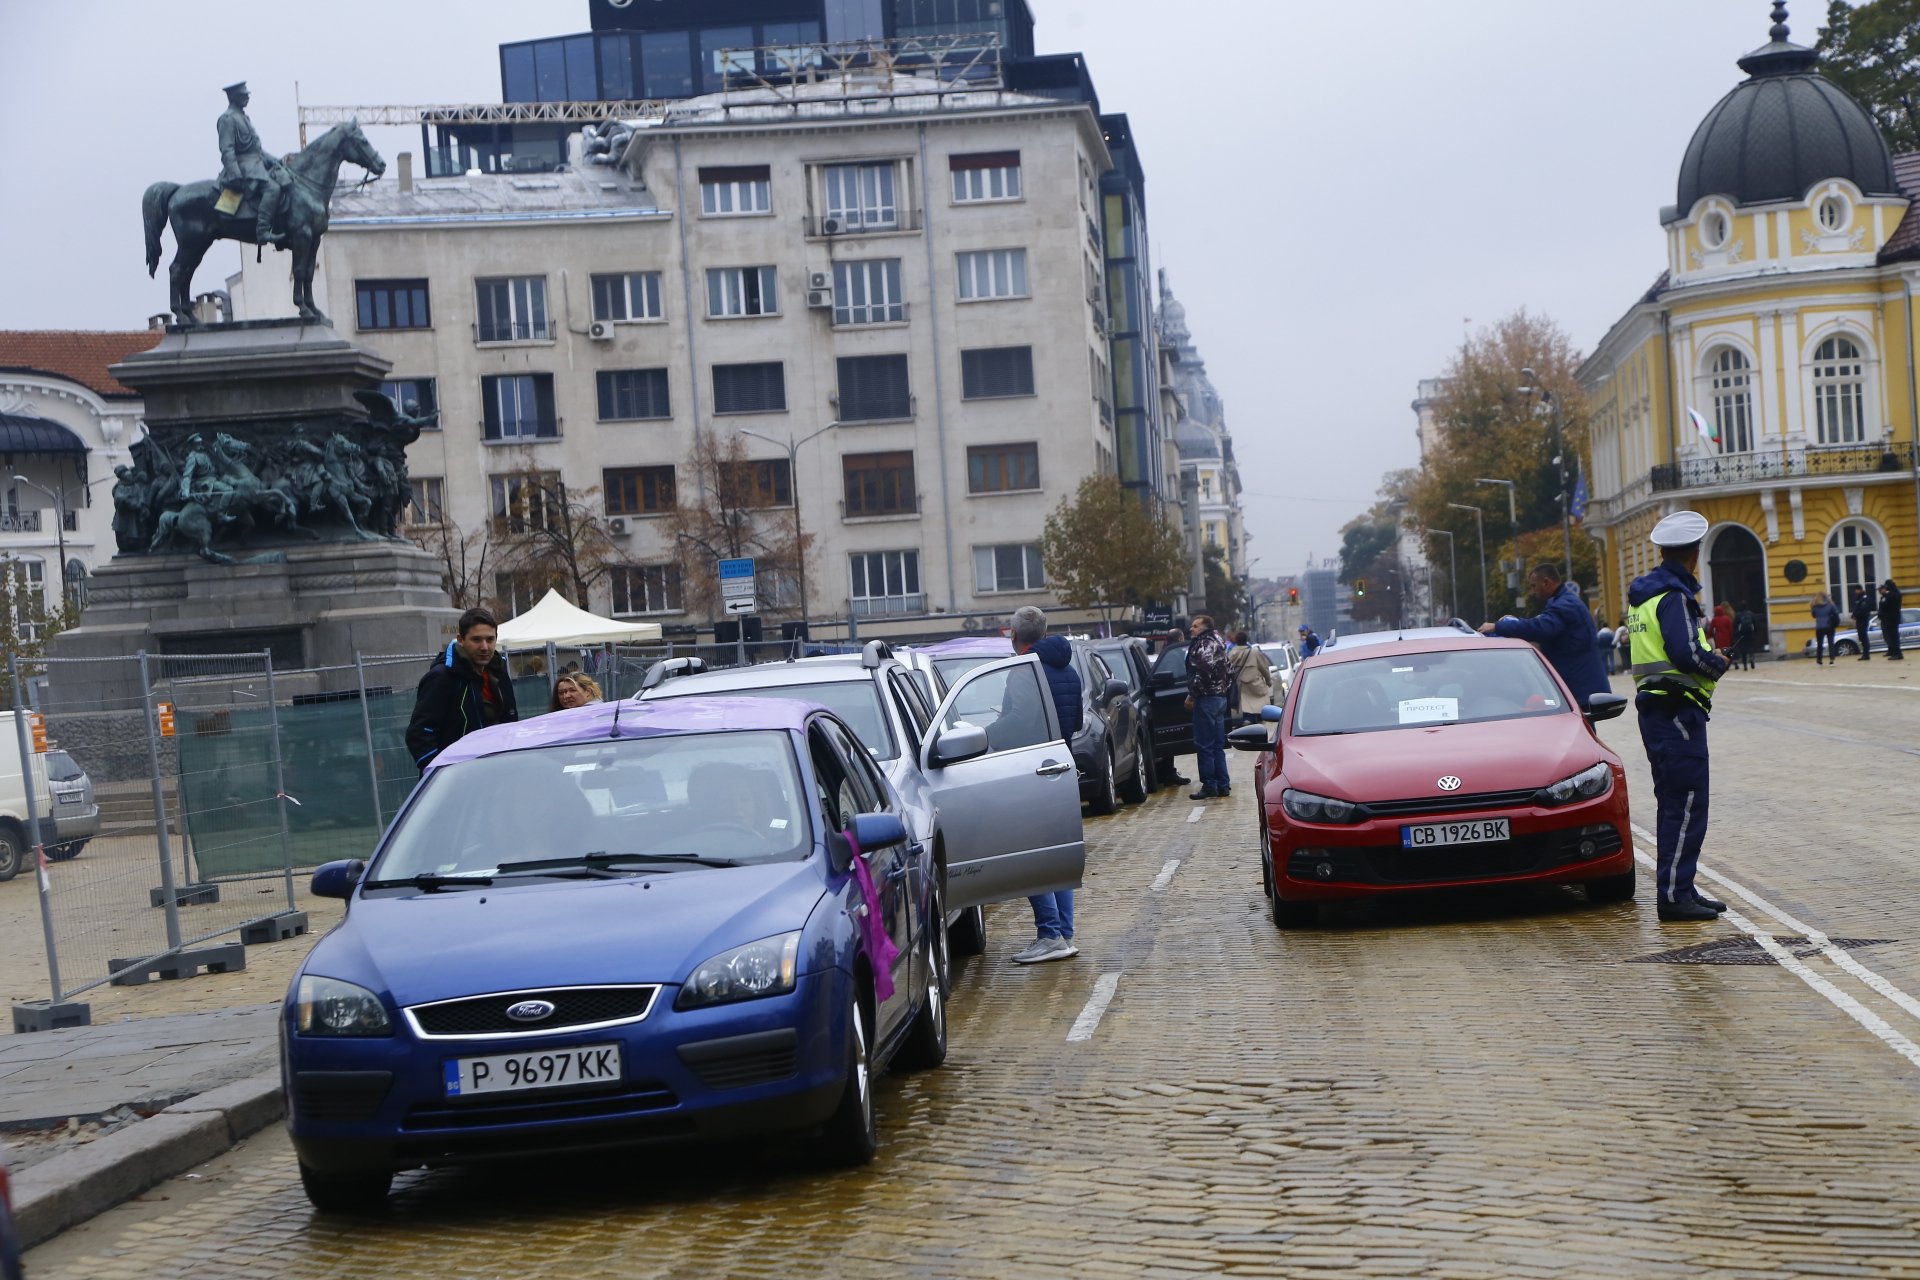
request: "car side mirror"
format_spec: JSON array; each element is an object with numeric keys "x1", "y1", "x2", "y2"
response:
[
  {"x1": 311, "y1": 858, "x2": 366, "y2": 900},
  {"x1": 848, "y1": 812, "x2": 908, "y2": 851},
  {"x1": 1103, "y1": 678, "x2": 1129, "y2": 703},
  {"x1": 1260, "y1": 704, "x2": 1283, "y2": 723},
  {"x1": 1584, "y1": 692, "x2": 1629, "y2": 723},
  {"x1": 927, "y1": 720, "x2": 990, "y2": 768},
  {"x1": 1227, "y1": 725, "x2": 1271, "y2": 753}
]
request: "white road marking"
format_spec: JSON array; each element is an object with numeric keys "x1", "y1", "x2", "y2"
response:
[
  {"x1": 1630, "y1": 822, "x2": 1920, "y2": 1026},
  {"x1": 1150, "y1": 859, "x2": 1181, "y2": 891},
  {"x1": 1067, "y1": 972, "x2": 1122, "y2": 1043},
  {"x1": 1187, "y1": 806, "x2": 1205, "y2": 824},
  {"x1": 1735, "y1": 677, "x2": 1918, "y2": 694}
]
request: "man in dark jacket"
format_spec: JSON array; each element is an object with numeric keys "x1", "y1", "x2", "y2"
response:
[
  {"x1": 1880, "y1": 579, "x2": 1905, "y2": 661},
  {"x1": 1850, "y1": 586, "x2": 1875, "y2": 661},
  {"x1": 1298, "y1": 625, "x2": 1321, "y2": 658},
  {"x1": 1010, "y1": 606, "x2": 1081, "y2": 964},
  {"x1": 405, "y1": 608, "x2": 519, "y2": 772},
  {"x1": 1480, "y1": 564, "x2": 1611, "y2": 708},
  {"x1": 1185, "y1": 614, "x2": 1233, "y2": 799}
]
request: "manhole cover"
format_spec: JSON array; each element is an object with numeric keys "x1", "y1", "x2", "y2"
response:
[{"x1": 1630, "y1": 936, "x2": 1895, "y2": 966}]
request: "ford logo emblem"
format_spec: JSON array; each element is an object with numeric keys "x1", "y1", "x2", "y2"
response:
[
  {"x1": 505, "y1": 999, "x2": 556, "y2": 1023},
  {"x1": 1436, "y1": 776, "x2": 1462, "y2": 791}
]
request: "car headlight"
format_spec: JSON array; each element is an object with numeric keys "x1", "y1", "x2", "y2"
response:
[
  {"x1": 294, "y1": 975, "x2": 391, "y2": 1036},
  {"x1": 1281, "y1": 788, "x2": 1362, "y2": 824},
  {"x1": 677, "y1": 932, "x2": 802, "y2": 1010},
  {"x1": 1539, "y1": 762, "x2": 1612, "y2": 806}
]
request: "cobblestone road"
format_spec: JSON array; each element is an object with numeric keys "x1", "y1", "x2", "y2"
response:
[{"x1": 26, "y1": 662, "x2": 1920, "y2": 1279}]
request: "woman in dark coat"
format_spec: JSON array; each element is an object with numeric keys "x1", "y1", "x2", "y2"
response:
[
  {"x1": 1880, "y1": 580, "x2": 1905, "y2": 661},
  {"x1": 1850, "y1": 587, "x2": 1875, "y2": 661}
]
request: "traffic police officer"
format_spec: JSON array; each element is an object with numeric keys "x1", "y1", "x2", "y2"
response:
[
  {"x1": 1625, "y1": 510, "x2": 1731, "y2": 922},
  {"x1": 217, "y1": 81, "x2": 289, "y2": 249}
]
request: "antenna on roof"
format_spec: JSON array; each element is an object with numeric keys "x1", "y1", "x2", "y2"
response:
[{"x1": 610, "y1": 696, "x2": 625, "y2": 739}]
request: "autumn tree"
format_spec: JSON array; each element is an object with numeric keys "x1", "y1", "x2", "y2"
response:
[
  {"x1": 0, "y1": 557, "x2": 80, "y2": 710},
  {"x1": 1818, "y1": 0, "x2": 1920, "y2": 153},
  {"x1": 665, "y1": 428, "x2": 809, "y2": 619},
  {"x1": 1202, "y1": 548, "x2": 1248, "y2": 631},
  {"x1": 1037, "y1": 476, "x2": 1189, "y2": 630},
  {"x1": 486, "y1": 465, "x2": 621, "y2": 609}
]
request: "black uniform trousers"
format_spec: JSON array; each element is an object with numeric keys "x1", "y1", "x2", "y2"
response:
[{"x1": 1636, "y1": 697, "x2": 1710, "y2": 907}]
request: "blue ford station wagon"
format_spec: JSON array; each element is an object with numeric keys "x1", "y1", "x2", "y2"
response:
[{"x1": 283, "y1": 696, "x2": 959, "y2": 1210}]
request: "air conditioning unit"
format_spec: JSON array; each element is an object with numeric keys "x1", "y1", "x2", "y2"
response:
[
  {"x1": 807, "y1": 289, "x2": 834, "y2": 309},
  {"x1": 587, "y1": 320, "x2": 614, "y2": 341},
  {"x1": 821, "y1": 217, "x2": 844, "y2": 236},
  {"x1": 808, "y1": 271, "x2": 831, "y2": 291},
  {"x1": 607, "y1": 517, "x2": 629, "y2": 536}
]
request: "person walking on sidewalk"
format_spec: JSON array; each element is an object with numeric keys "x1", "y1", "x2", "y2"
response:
[
  {"x1": 1185, "y1": 614, "x2": 1232, "y2": 799},
  {"x1": 1810, "y1": 592, "x2": 1840, "y2": 666},
  {"x1": 1731, "y1": 604, "x2": 1760, "y2": 670},
  {"x1": 1478, "y1": 563, "x2": 1611, "y2": 709},
  {"x1": 1851, "y1": 586, "x2": 1875, "y2": 661},
  {"x1": 406, "y1": 607, "x2": 519, "y2": 773},
  {"x1": 1880, "y1": 579, "x2": 1906, "y2": 661},
  {"x1": 1708, "y1": 602, "x2": 1735, "y2": 654},
  {"x1": 1228, "y1": 629, "x2": 1273, "y2": 725},
  {"x1": 1009, "y1": 605, "x2": 1082, "y2": 965},
  {"x1": 1627, "y1": 511, "x2": 1731, "y2": 923}
]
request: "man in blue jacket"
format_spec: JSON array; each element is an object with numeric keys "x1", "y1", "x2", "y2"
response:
[
  {"x1": 1478, "y1": 563, "x2": 1610, "y2": 709},
  {"x1": 1010, "y1": 606, "x2": 1082, "y2": 964},
  {"x1": 405, "y1": 608, "x2": 519, "y2": 772}
]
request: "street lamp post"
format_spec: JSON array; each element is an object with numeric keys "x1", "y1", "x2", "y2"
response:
[
  {"x1": 739, "y1": 422, "x2": 841, "y2": 643},
  {"x1": 1423, "y1": 528, "x2": 1456, "y2": 625},
  {"x1": 10, "y1": 475, "x2": 68, "y2": 613},
  {"x1": 1446, "y1": 502, "x2": 1488, "y2": 625},
  {"x1": 1519, "y1": 368, "x2": 1575, "y2": 582},
  {"x1": 1474, "y1": 477, "x2": 1519, "y2": 605}
]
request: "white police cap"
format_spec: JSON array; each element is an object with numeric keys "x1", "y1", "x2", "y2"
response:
[{"x1": 1650, "y1": 510, "x2": 1709, "y2": 547}]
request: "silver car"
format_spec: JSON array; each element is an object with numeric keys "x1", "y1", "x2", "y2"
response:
[
  {"x1": 44, "y1": 749, "x2": 97, "y2": 861},
  {"x1": 640, "y1": 642, "x2": 1087, "y2": 957},
  {"x1": 1805, "y1": 606, "x2": 1920, "y2": 659}
]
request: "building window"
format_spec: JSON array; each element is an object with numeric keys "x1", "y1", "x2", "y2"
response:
[
  {"x1": 837, "y1": 354, "x2": 912, "y2": 421},
  {"x1": 824, "y1": 162, "x2": 898, "y2": 231},
  {"x1": 707, "y1": 266, "x2": 779, "y2": 318},
  {"x1": 482, "y1": 374, "x2": 558, "y2": 440},
  {"x1": 956, "y1": 249, "x2": 1028, "y2": 300},
  {"x1": 701, "y1": 26, "x2": 755, "y2": 92},
  {"x1": 2, "y1": 557, "x2": 46, "y2": 642},
  {"x1": 712, "y1": 362, "x2": 787, "y2": 415},
  {"x1": 1826, "y1": 520, "x2": 1881, "y2": 607},
  {"x1": 961, "y1": 346, "x2": 1035, "y2": 400},
  {"x1": 974, "y1": 544, "x2": 1045, "y2": 594},
  {"x1": 493, "y1": 570, "x2": 550, "y2": 619},
  {"x1": 1816, "y1": 191, "x2": 1852, "y2": 232},
  {"x1": 1700, "y1": 209, "x2": 1730, "y2": 250},
  {"x1": 1812, "y1": 335, "x2": 1866, "y2": 445},
  {"x1": 850, "y1": 550, "x2": 921, "y2": 615},
  {"x1": 377, "y1": 377, "x2": 439, "y2": 427},
  {"x1": 596, "y1": 368, "x2": 672, "y2": 421},
  {"x1": 834, "y1": 259, "x2": 904, "y2": 325},
  {"x1": 604, "y1": 466, "x2": 676, "y2": 516},
  {"x1": 950, "y1": 150, "x2": 1021, "y2": 202},
  {"x1": 608, "y1": 563, "x2": 683, "y2": 615},
  {"x1": 356, "y1": 279, "x2": 430, "y2": 331},
  {"x1": 405, "y1": 477, "x2": 445, "y2": 527},
  {"x1": 1708, "y1": 347, "x2": 1754, "y2": 453},
  {"x1": 719, "y1": 457, "x2": 792, "y2": 508},
  {"x1": 843, "y1": 451, "x2": 916, "y2": 517},
  {"x1": 490, "y1": 472, "x2": 561, "y2": 535},
  {"x1": 968, "y1": 443, "x2": 1039, "y2": 493},
  {"x1": 591, "y1": 271, "x2": 664, "y2": 322},
  {"x1": 700, "y1": 165, "x2": 770, "y2": 216},
  {"x1": 475, "y1": 276, "x2": 550, "y2": 342}
]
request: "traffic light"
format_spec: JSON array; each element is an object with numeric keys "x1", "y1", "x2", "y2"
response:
[
  {"x1": 1287, "y1": 587, "x2": 1299, "y2": 604},
  {"x1": 1355, "y1": 578, "x2": 1367, "y2": 597}
]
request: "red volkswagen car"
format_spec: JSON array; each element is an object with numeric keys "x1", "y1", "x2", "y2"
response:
[{"x1": 1230, "y1": 625, "x2": 1634, "y2": 927}]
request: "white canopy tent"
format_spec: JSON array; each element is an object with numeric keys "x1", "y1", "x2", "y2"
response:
[{"x1": 494, "y1": 590, "x2": 663, "y2": 647}]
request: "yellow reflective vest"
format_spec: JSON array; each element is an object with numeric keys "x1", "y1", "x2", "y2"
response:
[{"x1": 1628, "y1": 590, "x2": 1717, "y2": 710}]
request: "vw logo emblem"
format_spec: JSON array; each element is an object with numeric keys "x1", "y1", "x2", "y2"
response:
[
  {"x1": 505, "y1": 999, "x2": 556, "y2": 1023},
  {"x1": 1436, "y1": 776, "x2": 1462, "y2": 791}
]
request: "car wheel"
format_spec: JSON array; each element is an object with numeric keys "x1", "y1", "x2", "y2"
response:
[
  {"x1": 1835, "y1": 639, "x2": 1860, "y2": 657},
  {"x1": 948, "y1": 904, "x2": 987, "y2": 957},
  {"x1": 47, "y1": 841, "x2": 84, "y2": 863},
  {"x1": 1139, "y1": 737, "x2": 1159, "y2": 791},
  {"x1": 1586, "y1": 867, "x2": 1636, "y2": 904},
  {"x1": 0, "y1": 829, "x2": 21, "y2": 883},
  {"x1": 820, "y1": 989, "x2": 878, "y2": 1166},
  {"x1": 298, "y1": 1161, "x2": 392, "y2": 1212},
  {"x1": 897, "y1": 893, "x2": 949, "y2": 1071},
  {"x1": 1271, "y1": 892, "x2": 1316, "y2": 929},
  {"x1": 1087, "y1": 748, "x2": 1119, "y2": 816},
  {"x1": 1117, "y1": 736, "x2": 1150, "y2": 804}
]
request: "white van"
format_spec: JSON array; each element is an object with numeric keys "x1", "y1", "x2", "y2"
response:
[{"x1": 0, "y1": 712, "x2": 54, "y2": 882}]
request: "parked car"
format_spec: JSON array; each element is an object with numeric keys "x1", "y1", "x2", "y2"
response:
[
  {"x1": 1090, "y1": 637, "x2": 1161, "y2": 795},
  {"x1": 903, "y1": 635, "x2": 1017, "y2": 700},
  {"x1": 1804, "y1": 606, "x2": 1920, "y2": 659},
  {"x1": 289, "y1": 695, "x2": 1046, "y2": 1208},
  {"x1": 1144, "y1": 641, "x2": 1194, "y2": 778},
  {"x1": 0, "y1": 712, "x2": 54, "y2": 881},
  {"x1": 639, "y1": 641, "x2": 1086, "y2": 955},
  {"x1": 1230, "y1": 627, "x2": 1635, "y2": 927},
  {"x1": 1256, "y1": 641, "x2": 1302, "y2": 704},
  {"x1": 44, "y1": 747, "x2": 99, "y2": 861}
]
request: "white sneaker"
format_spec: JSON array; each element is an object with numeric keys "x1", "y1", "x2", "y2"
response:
[
  {"x1": 1012, "y1": 936, "x2": 1063, "y2": 964},
  {"x1": 1049, "y1": 938, "x2": 1079, "y2": 960}
]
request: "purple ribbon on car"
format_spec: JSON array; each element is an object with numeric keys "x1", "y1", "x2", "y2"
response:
[{"x1": 844, "y1": 831, "x2": 899, "y2": 1003}]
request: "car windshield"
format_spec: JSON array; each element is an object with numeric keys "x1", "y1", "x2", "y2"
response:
[
  {"x1": 661, "y1": 681, "x2": 894, "y2": 760},
  {"x1": 375, "y1": 730, "x2": 811, "y2": 880},
  {"x1": 44, "y1": 750, "x2": 82, "y2": 782},
  {"x1": 931, "y1": 655, "x2": 1001, "y2": 692},
  {"x1": 1291, "y1": 647, "x2": 1569, "y2": 736}
]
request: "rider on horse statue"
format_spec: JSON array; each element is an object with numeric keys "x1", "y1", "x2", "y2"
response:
[{"x1": 218, "y1": 81, "x2": 289, "y2": 250}]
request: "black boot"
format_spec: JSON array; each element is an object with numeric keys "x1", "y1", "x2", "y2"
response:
[
  {"x1": 1691, "y1": 892, "x2": 1727, "y2": 913},
  {"x1": 1657, "y1": 899, "x2": 1719, "y2": 922}
]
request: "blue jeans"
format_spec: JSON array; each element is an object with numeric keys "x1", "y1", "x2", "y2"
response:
[
  {"x1": 1028, "y1": 891, "x2": 1074, "y2": 940},
  {"x1": 1193, "y1": 694, "x2": 1230, "y2": 792}
]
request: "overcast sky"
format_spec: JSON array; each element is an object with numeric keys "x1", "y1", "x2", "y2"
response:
[{"x1": 0, "y1": 0, "x2": 1804, "y2": 575}]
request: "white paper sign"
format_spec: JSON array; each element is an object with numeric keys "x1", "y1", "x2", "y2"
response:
[{"x1": 1398, "y1": 697, "x2": 1459, "y2": 725}]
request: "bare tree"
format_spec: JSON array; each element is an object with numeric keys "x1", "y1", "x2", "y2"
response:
[
  {"x1": 664, "y1": 429, "x2": 809, "y2": 619},
  {"x1": 410, "y1": 516, "x2": 495, "y2": 612},
  {"x1": 487, "y1": 464, "x2": 621, "y2": 608}
]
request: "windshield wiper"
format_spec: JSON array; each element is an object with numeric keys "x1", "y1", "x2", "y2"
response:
[
  {"x1": 362, "y1": 873, "x2": 494, "y2": 892},
  {"x1": 494, "y1": 852, "x2": 743, "y2": 875}
]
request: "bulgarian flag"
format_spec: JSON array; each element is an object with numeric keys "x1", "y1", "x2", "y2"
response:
[{"x1": 1687, "y1": 406, "x2": 1719, "y2": 446}]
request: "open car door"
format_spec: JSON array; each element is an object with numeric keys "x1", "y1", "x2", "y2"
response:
[{"x1": 920, "y1": 654, "x2": 1086, "y2": 911}]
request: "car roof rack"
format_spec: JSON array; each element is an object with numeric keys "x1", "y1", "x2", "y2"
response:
[
  {"x1": 640, "y1": 655, "x2": 708, "y2": 691},
  {"x1": 860, "y1": 639, "x2": 892, "y2": 669}
]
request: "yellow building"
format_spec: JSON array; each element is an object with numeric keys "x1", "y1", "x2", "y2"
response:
[{"x1": 1581, "y1": 9, "x2": 1920, "y2": 653}]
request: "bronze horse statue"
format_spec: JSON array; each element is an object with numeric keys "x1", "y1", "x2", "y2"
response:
[{"x1": 143, "y1": 120, "x2": 385, "y2": 326}]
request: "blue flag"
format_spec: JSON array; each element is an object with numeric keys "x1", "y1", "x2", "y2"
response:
[{"x1": 1570, "y1": 459, "x2": 1588, "y2": 522}]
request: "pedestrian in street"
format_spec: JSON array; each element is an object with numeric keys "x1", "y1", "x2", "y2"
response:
[
  {"x1": 1478, "y1": 563, "x2": 1611, "y2": 709},
  {"x1": 1297, "y1": 624, "x2": 1322, "y2": 658},
  {"x1": 1615, "y1": 612, "x2": 1631, "y2": 674},
  {"x1": 1010, "y1": 605, "x2": 1082, "y2": 965},
  {"x1": 548, "y1": 672, "x2": 602, "y2": 712},
  {"x1": 1850, "y1": 586, "x2": 1875, "y2": 661},
  {"x1": 1228, "y1": 629, "x2": 1273, "y2": 725},
  {"x1": 1595, "y1": 610, "x2": 1617, "y2": 676},
  {"x1": 1809, "y1": 592, "x2": 1841, "y2": 666},
  {"x1": 405, "y1": 607, "x2": 519, "y2": 773},
  {"x1": 1626, "y1": 511, "x2": 1731, "y2": 922},
  {"x1": 1732, "y1": 604, "x2": 1760, "y2": 670},
  {"x1": 1880, "y1": 579, "x2": 1905, "y2": 661},
  {"x1": 1162, "y1": 626, "x2": 1186, "y2": 656},
  {"x1": 1184, "y1": 614, "x2": 1232, "y2": 799},
  {"x1": 1708, "y1": 602, "x2": 1735, "y2": 654}
]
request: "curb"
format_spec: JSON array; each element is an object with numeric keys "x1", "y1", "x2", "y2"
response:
[{"x1": 12, "y1": 1073, "x2": 284, "y2": 1250}]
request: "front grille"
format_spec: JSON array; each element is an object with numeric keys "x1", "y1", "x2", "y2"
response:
[
  {"x1": 1360, "y1": 787, "x2": 1542, "y2": 818},
  {"x1": 1289, "y1": 826, "x2": 1622, "y2": 887},
  {"x1": 395, "y1": 1112, "x2": 696, "y2": 1163},
  {"x1": 294, "y1": 1070, "x2": 393, "y2": 1122},
  {"x1": 678, "y1": 1029, "x2": 799, "y2": 1090},
  {"x1": 407, "y1": 985, "x2": 659, "y2": 1038},
  {"x1": 402, "y1": 1081, "x2": 678, "y2": 1131}
]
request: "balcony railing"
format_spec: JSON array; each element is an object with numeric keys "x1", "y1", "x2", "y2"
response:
[
  {"x1": 804, "y1": 211, "x2": 923, "y2": 238},
  {"x1": 832, "y1": 302, "x2": 909, "y2": 328},
  {"x1": 1650, "y1": 442, "x2": 1917, "y2": 493},
  {"x1": 851, "y1": 593, "x2": 926, "y2": 617},
  {"x1": 473, "y1": 320, "x2": 555, "y2": 344},
  {"x1": 0, "y1": 512, "x2": 41, "y2": 533}
]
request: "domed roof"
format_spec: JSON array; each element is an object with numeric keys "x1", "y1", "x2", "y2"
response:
[{"x1": 1673, "y1": 4, "x2": 1897, "y2": 219}]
